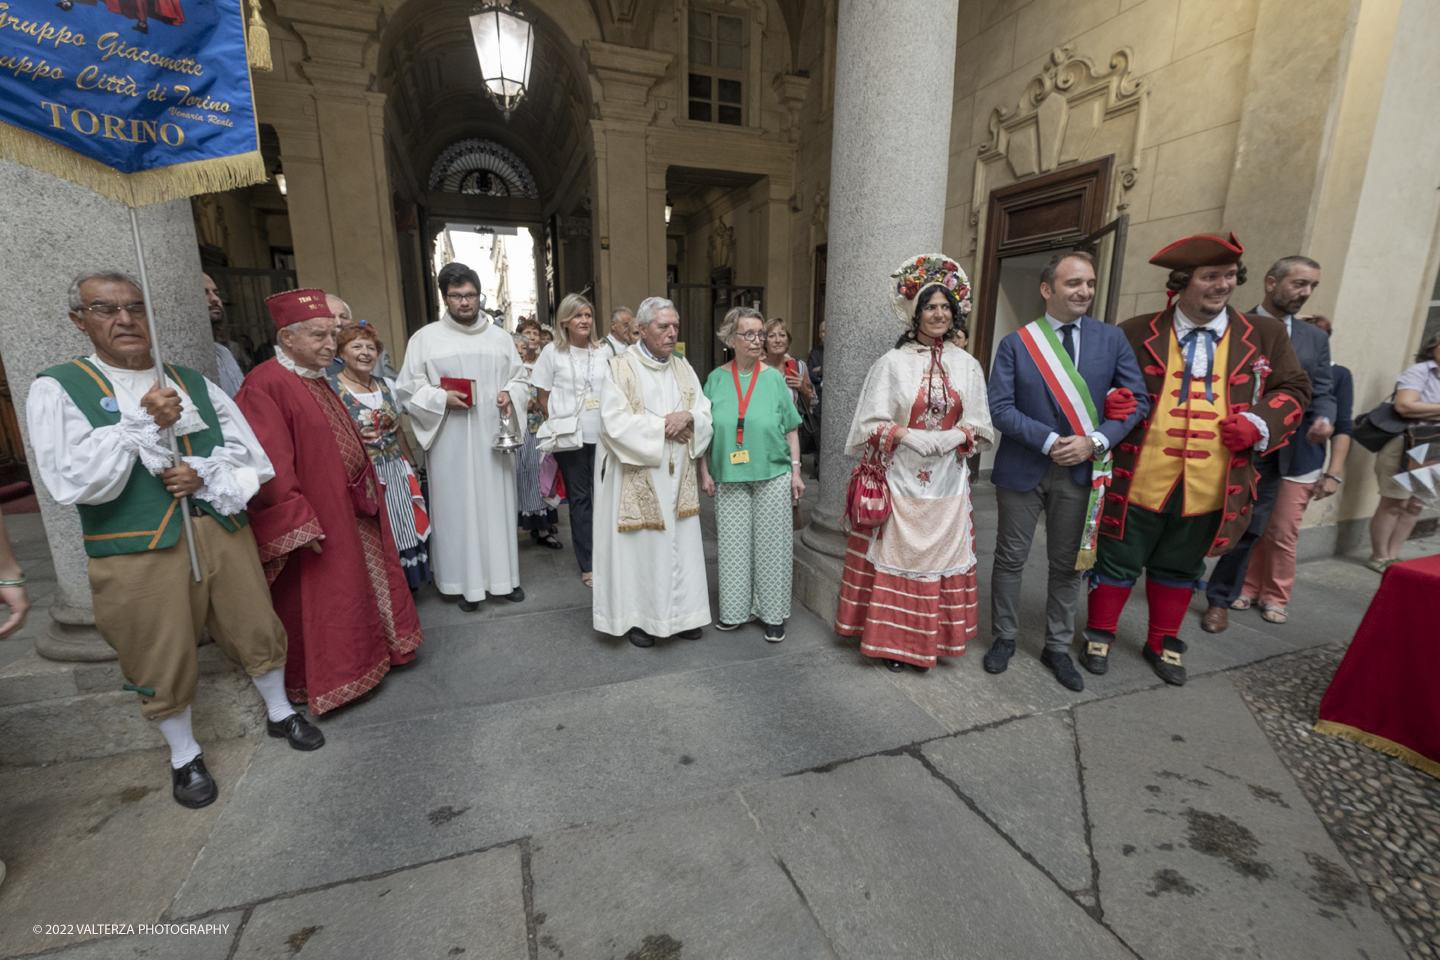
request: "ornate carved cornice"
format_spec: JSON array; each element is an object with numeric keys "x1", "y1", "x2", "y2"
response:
[{"x1": 584, "y1": 40, "x2": 673, "y2": 124}]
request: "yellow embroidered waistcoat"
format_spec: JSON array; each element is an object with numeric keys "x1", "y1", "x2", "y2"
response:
[{"x1": 1128, "y1": 330, "x2": 1231, "y2": 515}]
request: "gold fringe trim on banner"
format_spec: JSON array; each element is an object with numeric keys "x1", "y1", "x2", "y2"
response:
[
  {"x1": 1074, "y1": 547, "x2": 1096, "y2": 571},
  {"x1": 247, "y1": 0, "x2": 273, "y2": 72},
  {"x1": 1314, "y1": 720, "x2": 1440, "y2": 781},
  {"x1": 0, "y1": 122, "x2": 265, "y2": 207}
]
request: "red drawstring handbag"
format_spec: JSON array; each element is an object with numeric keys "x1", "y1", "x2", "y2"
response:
[{"x1": 845, "y1": 425, "x2": 900, "y2": 531}]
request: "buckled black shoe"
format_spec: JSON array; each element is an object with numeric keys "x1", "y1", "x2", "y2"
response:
[
  {"x1": 171, "y1": 755, "x2": 218, "y2": 809},
  {"x1": 268, "y1": 713, "x2": 325, "y2": 751},
  {"x1": 628, "y1": 627, "x2": 655, "y2": 648},
  {"x1": 1144, "y1": 635, "x2": 1188, "y2": 686},
  {"x1": 1079, "y1": 629, "x2": 1114, "y2": 675},
  {"x1": 982, "y1": 637, "x2": 1015, "y2": 674},
  {"x1": 1040, "y1": 649, "x2": 1085, "y2": 692},
  {"x1": 676, "y1": 627, "x2": 703, "y2": 640}
]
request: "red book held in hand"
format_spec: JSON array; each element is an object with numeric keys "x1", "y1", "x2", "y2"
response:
[{"x1": 440, "y1": 377, "x2": 476, "y2": 407}]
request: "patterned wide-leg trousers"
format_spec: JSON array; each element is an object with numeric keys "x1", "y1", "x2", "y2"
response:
[{"x1": 715, "y1": 474, "x2": 794, "y2": 626}]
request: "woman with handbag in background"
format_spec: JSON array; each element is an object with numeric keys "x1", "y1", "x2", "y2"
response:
[
  {"x1": 533, "y1": 294, "x2": 610, "y2": 586},
  {"x1": 699, "y1": 306, "x2": 804, "y2": 641},
  {"x1": 1368, "y1": 330, "x2": 1440, "y2": 571},
  {"x1": 835, "y1": 254, "x2": 993, "y2": 673},
  {"x1": 514, "y1": 321, "x2": 561, "y2": 550}
]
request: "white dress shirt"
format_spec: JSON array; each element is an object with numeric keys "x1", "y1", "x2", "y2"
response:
[{"x1": 1038, "y1": 313, "x2": 1112, "y2": 456}]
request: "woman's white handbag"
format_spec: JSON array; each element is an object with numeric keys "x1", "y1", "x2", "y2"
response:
[{"x1": 536, "y1": 411, "x2": 583, "y2": 452}]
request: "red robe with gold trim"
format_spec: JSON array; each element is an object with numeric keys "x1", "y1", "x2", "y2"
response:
[{"x1": 236, "y1": 359, "x2": 423, "y2": 714}]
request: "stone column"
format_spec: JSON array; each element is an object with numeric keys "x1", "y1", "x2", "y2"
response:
[
  {"x1": 792, "y1": 0, "x2": 958, "y2": 622},
  {"x1": 0, "y1": 160, "x2": 214, "y2": 661}
]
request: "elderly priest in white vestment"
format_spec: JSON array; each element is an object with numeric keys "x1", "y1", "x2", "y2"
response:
[
  {"x1": 593, "y1": 297, "x2": 715, "y2": 647},
  {"x1": 397, "y1": 262, "x2": 529, "y2": 611}
]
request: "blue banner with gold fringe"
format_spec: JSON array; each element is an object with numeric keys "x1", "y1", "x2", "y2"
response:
[{"x1": 0, "y1": 0, "x2": 268, "y2": 206}]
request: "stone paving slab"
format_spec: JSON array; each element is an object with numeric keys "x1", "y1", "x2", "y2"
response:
[
  {"x1": 233, "y1": 846, "x2": 527, "y2": 960},
  {"x1": 923, "y1": 711, "x2": 1094, "y2": 892},
  {"x1": 739, "y1": 754, "x2": 1133, "y2": 960},
  {"x1": 317, "y1": 598, "x2": 841, "y2": 736},
  {"x1": 1074, "y1": 675, "x2": 1405, "y2": 960},
  {"x1": 0, "y1": 740, "x2": 256, "y2": 958},
  {"x1": 528, "y1": 791, "x2": 834, "y2": 960},
  {"x1": 170, "y1": 647, "x2": 946, "y2": 917},
  {"x1": 35, "y1": 912, "x2": 242, "y2": 960}
]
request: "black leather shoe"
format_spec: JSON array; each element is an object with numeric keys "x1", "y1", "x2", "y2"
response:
[
  {"x1": 1144, "y1": 635, "x2": 1188, "y2": 686},
  {"x1": 628, "y1": 627, "x2": 655, "y2": 648},
  {"x1": 171, "y1": 755, "x2": 217, "y2": 809},
  {"x1": 504, "y1": 587, "x2": 525, "y2": 602},
  {"x1": 763, "y1": 623, "x2": 785, "y2": 642},
  {"x1": 676, "y1": 627, "x2": 702, "y2": 640},
  {"x1": 911, "y1": 664, "x2": 929, "y2": 674},
  {"x1": 1041, "y1": 649, "x2": 1085, "y2": 692},
  {"x1": 882, "y1": 658, "x2": 905, "y2": 672},
  {"x1": 458, "y1": 598, "x2": 480, "y2": 612},
  {"x1": 983, "y1": 637, "x2": 1015, "y2": 674},
  {"x1": 267, "y1": 713, "x2": 325, "y2": 751},
  {"x1": 1079, "y1": 629, "x2": 1113, "y2": 675}
]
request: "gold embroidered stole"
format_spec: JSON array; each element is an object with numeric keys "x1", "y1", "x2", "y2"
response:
[{"x1": 612, "y1": 352, "x2": 700, "y2": 532}]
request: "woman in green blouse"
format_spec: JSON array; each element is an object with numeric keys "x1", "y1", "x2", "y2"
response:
[{"x1": 699, "y1": 307, "x2": 805, "y2": 641}]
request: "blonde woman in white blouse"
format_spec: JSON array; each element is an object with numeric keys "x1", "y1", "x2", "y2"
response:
[{"x1": 532, "y1": 294, "x2": 612, "y2": 586}]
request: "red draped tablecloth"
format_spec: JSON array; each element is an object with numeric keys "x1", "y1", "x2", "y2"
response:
[{"x1": 1316, "y1": 553, "x2": 1440, "y2": 779}]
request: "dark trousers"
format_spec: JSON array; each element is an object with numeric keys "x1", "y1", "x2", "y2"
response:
[
  {"x1": 553, "y1": 444, "x2": 595, "y2": 573},
  {"x1": 991, "y1": 461, "x2": 1090, "y2": 651},
  {"x1": 1205, "y1": 453, "x2": 1282, "y2": 609},
  {"x1": 1094, "y1": 488, "x2": 1222, "y2": 588}
]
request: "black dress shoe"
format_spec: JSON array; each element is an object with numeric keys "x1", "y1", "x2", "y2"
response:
[
  {"x1": 983, "y1": 637, "x2": 1015, "y2": 674},
  {"x1": 911, "y1": 664, "x2": 929, "y2": 674},
  {"x1": 628, "y1": 627, "x2": 655, "y2": 648},
  {"x1": 1144, "y1": 635, "x2": 1188, "y2": 686},
  {"x1": 676, "y1": 627, "x2": 702, "y2": 640},
  {"x1": 267, "y1": 713, "x2": 325, "y2": 751},
  {"x1": 882, "y1": 658, "x2": 905, "y2": 672},
  {"x1": 458, "y1": 598, "x2": 480, "y2": 612},
  {"x1": 1079, "y1": 629, "x2": 1113, "y2": 675},
  {"x1": 171, "y1": 755, "x2": 217, "y2": 809},
  {"x1": 504, "y1": 587, "x2": 525, "y2": 602},
  {"x1": 1041, "y1": 649, "x2": 1085, "y2": 692}
]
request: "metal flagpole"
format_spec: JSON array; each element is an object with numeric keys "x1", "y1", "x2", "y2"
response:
[{"x1": 127, "y1": 207, "x2": 203, "y2": 583}]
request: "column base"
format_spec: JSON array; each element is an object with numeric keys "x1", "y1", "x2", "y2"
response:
[
  {"x1": 792, "y1": 520, "x2": 849, "y2": 625},
  {"x1": 35, "y1": 618, "x2": 115, "y2": 663}
]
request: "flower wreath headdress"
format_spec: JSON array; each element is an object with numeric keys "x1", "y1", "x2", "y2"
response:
[{"x1": 890, "y1": 253, "x2": 972, "y2": 326}]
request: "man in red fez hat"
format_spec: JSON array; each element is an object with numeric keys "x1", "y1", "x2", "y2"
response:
[
  {"x1": 1081, "y1": 234, "x2": 1311, "y2": 685},
  {"x1": 234, "y1": 289, "x2": 424, "y2": 715}
]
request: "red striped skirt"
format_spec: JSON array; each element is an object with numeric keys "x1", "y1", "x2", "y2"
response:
[{"x1": 834, "y1": 529, "x2": 979, "y2": 667}]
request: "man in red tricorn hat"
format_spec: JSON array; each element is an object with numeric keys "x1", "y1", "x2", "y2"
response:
[
  {"x1": 235, "y1": 289, "x2": 423, "y2": 714},
  {"x1": 1081, "y1": 234, "x2": 1311, "y2": 686}
]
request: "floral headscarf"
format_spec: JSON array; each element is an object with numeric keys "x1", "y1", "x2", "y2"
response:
[{"x1": 890, "y1": 253, "x2": 971, "y2": 326}]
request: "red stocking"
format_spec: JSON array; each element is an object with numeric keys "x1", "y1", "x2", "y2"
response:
[
  {"x1": 1086, "y1": 582, "x2": 1132, "y2": 633},
  {"x1": 1145, "y1": 579, "x2": 1194, "y2": 653}
]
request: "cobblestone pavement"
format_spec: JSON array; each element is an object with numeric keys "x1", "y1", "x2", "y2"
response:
[{"x1": 1234, "y1": 645, "x2": 1440, "y2": 958}]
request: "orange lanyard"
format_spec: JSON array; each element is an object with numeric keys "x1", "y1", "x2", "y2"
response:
[{"x1": 731, "y1": 363, "x2": 758, "y2": 446}]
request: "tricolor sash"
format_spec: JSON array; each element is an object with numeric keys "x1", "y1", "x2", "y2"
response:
[{"x1": 1016, "y1": 319, "x2": 1113, "y2": 570}]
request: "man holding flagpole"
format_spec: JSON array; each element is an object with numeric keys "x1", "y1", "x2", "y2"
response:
[{"x1": 983, "y1": 251, "x2": 1148, "y2": 691}]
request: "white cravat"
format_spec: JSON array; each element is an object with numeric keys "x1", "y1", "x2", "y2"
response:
[{"x1": 1172, "y1": 306, "x2": 1228, "y2": 382}]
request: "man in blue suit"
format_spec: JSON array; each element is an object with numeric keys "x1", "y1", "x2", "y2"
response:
[
  {"x1": 1202, "y1": 256, "x2": 1332, "y2": 632},
  {"x1": 984, "y1": 251, "x2": 1149, "y2": 690}
]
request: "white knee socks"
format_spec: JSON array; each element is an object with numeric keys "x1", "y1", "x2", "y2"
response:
[
  {"x1": 251, "y1": 668, "x2": 296, "y2": 723},
  {"x1": 157, "y1": 706, "x2": 202, "y2": 769}
]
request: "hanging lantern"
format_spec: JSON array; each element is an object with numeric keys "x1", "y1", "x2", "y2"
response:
[{"x1": 469, "y1": 0, "x2": 534, "y2": 121}]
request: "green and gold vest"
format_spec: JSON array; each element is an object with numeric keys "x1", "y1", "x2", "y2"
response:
[{"x1": 40, "y1": 358, "x2": 248, "y2": 558}]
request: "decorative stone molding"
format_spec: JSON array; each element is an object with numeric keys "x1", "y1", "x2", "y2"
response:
[
  {"x1": 772, "y1": 72, "x2": 811, "y2": 142},
  {"x1": 584, "y1": 40, "x2": 673, "y2": 124},
  {"x1": 971, "y1": 46, "x2": 1147, "y2": 227},
  {"x1": 428, "y1": 139, "x2": 539, "y2": 198}
]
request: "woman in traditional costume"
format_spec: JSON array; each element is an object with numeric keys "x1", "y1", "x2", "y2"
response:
[
  {"x1": 835, "y1": 254, "x2": 994, "y2": 673},
  {"x1": 328, "y1": 324, "x2": 431, "y2": 590}
]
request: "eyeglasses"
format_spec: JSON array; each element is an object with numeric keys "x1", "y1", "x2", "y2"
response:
[
  {"x1": 736, "y1": 332, "x2": 765, "y2": 342},
  {"x1": 82, "y1": 301, "x2": 147, "y2": 319},
  {"x1": 446, "y1": 293, "x2": 481, "y2": 303}
]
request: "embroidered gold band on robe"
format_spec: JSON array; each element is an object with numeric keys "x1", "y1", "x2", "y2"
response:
[{"x1": 611, "y1": 353, "x2": 701, "y2": 532}]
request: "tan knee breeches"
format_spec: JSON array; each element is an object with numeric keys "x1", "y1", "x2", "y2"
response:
[{"x1": 89, "y1": 516, "x2": 288, "y2": 721}]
